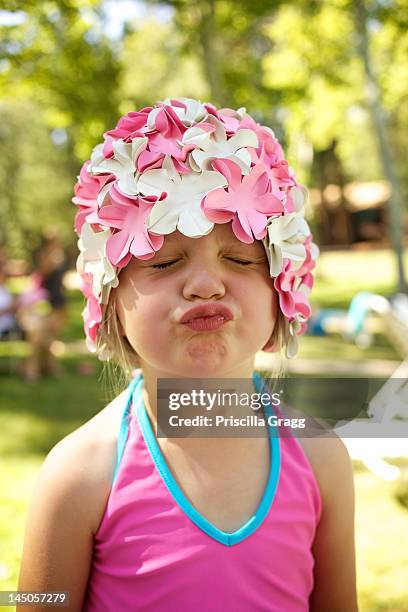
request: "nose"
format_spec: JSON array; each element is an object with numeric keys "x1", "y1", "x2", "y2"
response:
[{"x1": 182, "y1": 259, "x2": 226, "y2": 301}]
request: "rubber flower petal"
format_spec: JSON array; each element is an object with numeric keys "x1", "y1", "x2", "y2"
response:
[
  {"x1": 274, "y1": 259, "x2": 312, "y2": 324},
  {"x1": 77, "y1": 223, "x2": 119, "y2": 297},
  {"x1": 83, "y1": 293, "x2": 103, "y2": 352},
  {"x1": 263, "y1": 211, "x2": 311, "y2": 276},
  {"x1": 96, "y1": 183, "x2": 165, "y2": 267},
  {"x1": 183, "y1": 115, "x2": 258, "y2": 173},
  {"x1": 248, "y1": 131, "x2": 297, "y2": 204},
  {"x1": 78, "y1": 272, "x2": 103, "y2": 351},
  {"x1": 72, "y1": 161, "x2": 114, "y2": 233},
  {"x1": 286, "y1": 316, "x2": 307, "y2": 359},
  {"x1": 161, "y1": 97, "x2": 208, "y2": 126},
  {"x1": 201, "y1": 159, "x2": 284, "y2": 244},
  {"x1": 138, "y1": 105, "x2": 189, "y2": 173},
  {"x1": 89, "y1": 143, "x2": 106, "y2": 168},
  {"x1": 138, "y1": 160, "x2": 227, "y2": 238},
  {"x1": 286, "y1": 185, "x2": 309, "y2": 213},
  {"x1": 90, "y1": 138, "x2": 147, "y2": 196},
  {"x1": 292, "y1": 235, "x2": 319, "y2": 292},
  {"x1": 274, "y1": 259, "x2": 312, "y2": 359},
  {"x1": 218, "y1": 107, "x2": 247, "y2": 135},
  {"x1": 239, "y1": 114, "x2": 276, "y2": 148},
  {"x1": 104, "y1": 107, "x2": 152, "y2": 141}
]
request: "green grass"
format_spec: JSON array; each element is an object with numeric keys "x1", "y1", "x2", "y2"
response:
[
  {"x1": 355, "y1": 463, "x2": 408, "y2": 612},
  {"x1": 0, "y1": 356, "x2": 108, "y2": 456},
  {"x1": 298, "y1": 333, "x2": 400, "y2": 361},
  {"x1": 312, "y1": 247, "x2": 408, "y2": 309},
  {"x1": 0, "y1": 456, "x2": 42, "y2": 600}
]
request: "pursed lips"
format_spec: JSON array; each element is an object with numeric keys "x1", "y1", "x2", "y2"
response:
[{"x1": 179, "y1": 303, "x2": 234, "y2": 324}]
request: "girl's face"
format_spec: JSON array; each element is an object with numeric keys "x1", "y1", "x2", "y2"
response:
[{"x1": 115, "y1": 223, "x2": 277, "y2": 378}]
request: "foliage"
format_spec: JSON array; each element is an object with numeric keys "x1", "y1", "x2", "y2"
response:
[
  {"x1": 0, "y1": 1, "x2": 121, "y2": 257},
  {"x1": 0, "y1": 100, "x2": 74, "y2": 259},
  {"x1": 0, "y1": 0, "x2": 121, "y2": 158},
  {"x1": 118, "y1": 17, "x2": 208, "y2": 114}
]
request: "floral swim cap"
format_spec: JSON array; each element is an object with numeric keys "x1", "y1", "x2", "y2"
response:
[{"x1": 72, "y1": 97, "x2": 319, "y2": 360}]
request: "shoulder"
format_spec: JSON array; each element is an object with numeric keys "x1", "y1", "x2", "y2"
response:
[
  {"x1": 279, "y1": 399, "x2": 354, "y2": 504},
  {"x1": 38, "y1": 386, "x2": 130, "y2": 534},
  {"x1": 296, "y1": 430, "x2": 354, "y2": 507},
  {"x1": 296, "y1": 435, "x2": 358, "y2": 610}
]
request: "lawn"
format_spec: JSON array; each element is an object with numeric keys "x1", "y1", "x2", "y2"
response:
[
  {"x1": 1, "y1": 246, "x2": 408, "y2": 610},
  {"x1": 312, "y1": 246, "x2": 408, "y2": 309},
  {"x1": 354, "y1": 461, "x2": 408, "y2": 612}
]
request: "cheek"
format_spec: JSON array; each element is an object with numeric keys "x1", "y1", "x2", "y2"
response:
[
  {"x1": 116, "y1": 284, "x2": 170, "y2": 346},
  {"x1": 238, "y1": 275, "x2": 276, "y2": 318}
]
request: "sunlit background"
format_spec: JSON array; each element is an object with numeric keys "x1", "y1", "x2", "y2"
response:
[{"x1": 0, "y1": 1, "x2": 407, "y2": 610}]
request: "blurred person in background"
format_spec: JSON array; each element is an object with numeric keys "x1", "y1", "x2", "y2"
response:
[
  {"x1": 17, "y1": 233, "x2": 68, "y2": 382},
  {"x1": 37, "y1": 232, "x2": 69, "y2": 342}
]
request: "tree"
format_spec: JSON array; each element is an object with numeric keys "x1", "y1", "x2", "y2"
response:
[
  {"x1": 354, "y1": 0, "x2": 407, "y2": 292},
  {"x1": 0, "y1": 1, "x2": 122, "y2": 257}
]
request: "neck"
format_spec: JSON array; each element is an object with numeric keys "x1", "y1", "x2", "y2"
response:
[{"x1": 139, "y1": 359, "x2": 260, "y2": 444}]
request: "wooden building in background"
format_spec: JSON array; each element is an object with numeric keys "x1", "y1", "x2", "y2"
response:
[
  {"x1": 308, "y1": 139, "x2": 406, "y2": 247},
  {"x1": 309, "y1": 180, "x2": 391, "y2": 246}
]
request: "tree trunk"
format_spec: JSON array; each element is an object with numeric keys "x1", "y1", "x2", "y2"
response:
[{"x1": 354, "y1": 0, "x2": 407, "y2": 292}]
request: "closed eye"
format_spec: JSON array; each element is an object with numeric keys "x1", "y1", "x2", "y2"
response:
[
  {"x1": 153, "y1": 257, "x2": 260, "y2": 269},
  {"x1": 227, "y1": 258, "x2": 254, "y2": 265},
  {"x1": 152, "y1": 260, "x2": 179, "y2": 269}
]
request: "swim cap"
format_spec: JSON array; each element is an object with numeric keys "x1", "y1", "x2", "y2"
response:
[{"x1": 73, "y1": 97, "x2": 318, "y2": 359}]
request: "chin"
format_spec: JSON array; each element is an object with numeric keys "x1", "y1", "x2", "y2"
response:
[
  {"x1": 171, "y1": 356, "x2": 224, "y2": 380},
  {"x1": 185, "y1": 338, "x2": 228, "y2": 365}
]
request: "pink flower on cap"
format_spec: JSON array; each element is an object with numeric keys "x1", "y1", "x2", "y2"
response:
[
  {"x1": 102, "y1": 107, "x2": 152, "y2": 158},
  {"x1": 202, "y1": 159, "x2": 284, "y2": 243},
  {"x1": 84, "y1": 294, "x2": 102, "y2": 344},
  {"x1": 72, "y1": 162, "x2": 114, "y2": 233},
  {"x1": 94, "y1": 183, "x2": 165, "y2": 267},
  {"x1": 137, "y1": 105, "x2": 190, "y2": 173},
  {"x1": 274, "y1": 259, "x2": 312, "y2": 322}
]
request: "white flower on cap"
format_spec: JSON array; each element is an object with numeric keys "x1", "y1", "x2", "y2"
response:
[
  {"x1": 182, "y1": 115, "x2": 258, "y2": 173},
  {"x1": 137, "y1": 157, "x2": 227, "y2": 238},
  {"x1": 286, "y1": 317, "x2": 304, "y2": 359},
  {"x1": 290, "y1": 185, "x2": 309, "y2": 211},
  {"x1": 77, "y1": 224, "x2": 119, "y2": 298},
  {"x1": 160, "y1": 97, "x2": 208, "y2": 126},
  {"x1": 89, "y1": 143, "x2": 105, "y2": 170},
  {"x1": 90, "y1": 138, "x2": 147, "y2": 197},
  {"x1": 264, "y1": 211, "x2": 310, "y2": 276}
]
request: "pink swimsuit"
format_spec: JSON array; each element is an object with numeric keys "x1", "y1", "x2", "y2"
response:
[{"x1": 84, "y1": 371, "x2": 322, "y2": 611}]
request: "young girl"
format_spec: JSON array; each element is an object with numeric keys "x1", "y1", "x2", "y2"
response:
[{"x1": 18, "y1": 98, "x2": 358, "y2": 611}]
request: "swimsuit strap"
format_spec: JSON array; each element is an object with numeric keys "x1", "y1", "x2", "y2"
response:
[{"x1": 112, "y1": 372, "x2": 144, "y2": 484}]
